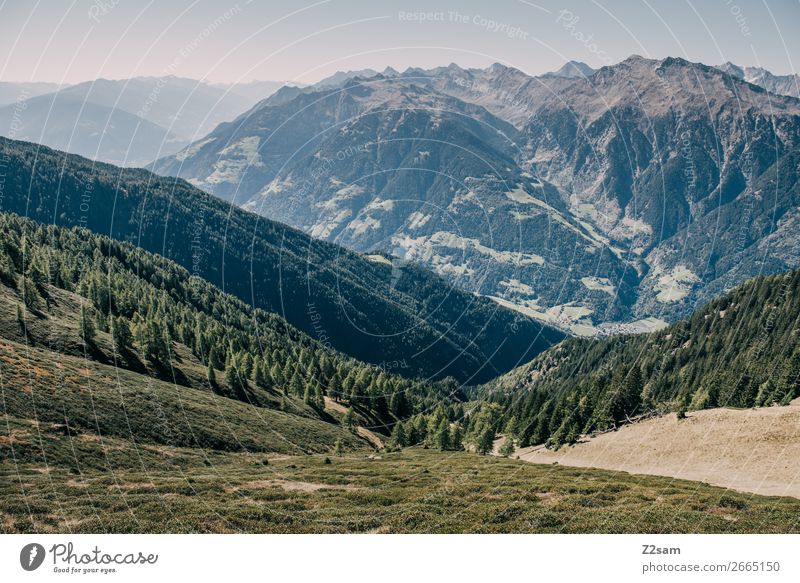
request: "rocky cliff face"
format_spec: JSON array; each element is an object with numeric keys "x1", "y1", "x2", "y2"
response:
[{"x1": 152, "y1": 58, "x2": 800, "y2": 333}]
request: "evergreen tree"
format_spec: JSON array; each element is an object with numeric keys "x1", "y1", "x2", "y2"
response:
[
  {"x1": 79, "y1": 304, "x2": 95, "y2": 344},
  {"x1": 328, "y1": 373, "x2": 341, "y2": 402},
  {"x1": 503, "y1": 415, "x2": 518, "y2": 440},
  {"x1": 207, "y1": 361, "x2": 217, "y2": 389},
  {"x1": 435, "y1": 418, "x2": 450, "y2": 451},
  {"x1": 342, "y1": 407, "x2": 356, "y2": 431},
  {"x1": 476, "y1": 426, "x2": 495, "y2": 455},
  {"x1": 314, "y1": 384, "x2": 325, "y2": 410},
  {"x1": 389, "y1": 390, "x2": 409, "y2": 418},
  {"x1": 389, "y1": 422, "x2": 407, "y2": 449},
  {"x1": 111, "y1": 316, "x2": 132, "y2": 352},
  {"x1": 270, "y1": 362, "x2": 283, "y2": 389},
  {"x1": 240, "y1": 352, "x2": 254, "y2": 379},
  {"x1": 21, "y1": 275, "x2": 41, "y2": 310},
  {"x1": 290, "y1": 371, "x2": 303, "y2": 397},
  {"x1": 449, "y1": 422, "x2": 464, "y2": 451},
  {"x1": 253, "y1": 360, "x2": 268, "y2": 389},
  {"x1": 225, "y1": 358, "x2": 247, "y2": 399},
  {"x1": 498, "y1": 438, "x2": 515, "y2": 457}
]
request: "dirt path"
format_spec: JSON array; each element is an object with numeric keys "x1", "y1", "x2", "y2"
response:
[
  {"x1": 356, "y1": 426, "x2": 385, "y2": 449},
  {"x1": 515, "y1": 399, "x2": 800, "y2": 499},
  {"x1": 323, "y1": 396, "x2": 348, "y2": 415},
  {"x1": 324, "y1": 397, "x2": 385, "y2": 449}
]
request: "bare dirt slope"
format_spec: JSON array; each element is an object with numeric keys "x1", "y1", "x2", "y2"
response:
[{"x1": 516, "y1": 399, "x2": 800, "y2": 498}]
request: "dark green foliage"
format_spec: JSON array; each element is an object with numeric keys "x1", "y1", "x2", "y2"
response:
[
  {"x1": 21, "y1": 275, "x2": 40, "y2": 310},
  {"x1": 388, "y1": 422, "x2": 407, "y2": 449},
  {"x1": 464, "y1": 404, "x2": 502, "y2": 454},
  {"x1": 0, "y1": 211, "x2": 463, "y2": 427},
  {"x1": 206, "y1": 361, "x2": 217, "y2": 388},
  {"x1": 0, "y1": 137, "x2": 562, "y2": 383},
  {"x1": 498, "y1": 438, "x2": 515, "y2": 457},
  {"x1": 110, "y1": 315, "x2": 132, "y2": 352},
  {"x1": 341, "y1": 408, "x2": 356, "y2": 430},
  {"x1": 79, "y1": 304, "x2": 95, "y2": 344},
  {"x1": 485, "y1": 268, "x2": 800, "y2": 449}
]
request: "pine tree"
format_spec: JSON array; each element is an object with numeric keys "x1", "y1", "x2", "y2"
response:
[
  {"x1": 79, "y1": 304, "x2": 95, "y2": 344},
  {"x1": 240, "y1": 352, "x2": 254, "y2": 379},
  {"x1": 270, "y1": 362, "x2": 283, "y2": 389},
  {"x1": 314, "y1": 384, "x2": 325, "y2": 410},
  {"x1": 475, "y1": 425, "x2": 495, "y2": 455},
  {"x1": 334, "y1": 438, "x2": 344, "y2": 457},
  {"x1": 449, "y1": 422, "x2": 464, "y2": 451},
  {"x1": 225, "y1": 359, "x2": 246, "y2": 399},
  {"x1": 498, "y1": 438, "x2": 515, "y2": 457},
  {"x1": 342, "y1": 407, "x2": 356, "y2": 431},
  {"x1": 111, "y1": 316, "x2": 132, "y2": 352},
  {"x1": 290, "y1": 371, "x2": 303, "y2": 397},
  {"x1": 21, "y1": 275, "x2": 40, "y2": 310},
  {"x1": 503, "y1": 415, "x2": 518, "y2": 440},
  {"x1": 207, "y1": 361, "x2": 217, "y2": 389},
  {"x1": 389, "y1": 422, "x2": 407, "y2": 449},
  {"x1": 389, "y1": 390, "x2": 409, "y2": 418},
  {"x1": 328, "y1": 373, "x2": 341, "y2": 402},
  {"x1": 435, "y1": 418, "x2": 450, "y2": 451},
  {"x1": 253, "y1": 360, "x2": 268, "y2": 388}
]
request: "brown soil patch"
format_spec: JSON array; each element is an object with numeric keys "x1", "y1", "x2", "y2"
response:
[
  {"x1": 113, "y1": 482, "x2": 156, "y2": 491},
  {"x1": 0, "y1": 430, "x2": 29, "y2": 445},
  {"x1": 231, "y1": 479, "x2": 362, "y2": 493},
  {"x1": 356, "y1": 427, "x2": 384, "y2": 449},
  {"x1": 516, "y1": 399, "x2": 800, "y2": 498},
  {"x1": 323, "y1": 396, "x2": 348, "y2": 415}
]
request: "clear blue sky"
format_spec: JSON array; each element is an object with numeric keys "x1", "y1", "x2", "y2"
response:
[{"x1": 0, "y1": 0, "x2": 797, "y2": 84}]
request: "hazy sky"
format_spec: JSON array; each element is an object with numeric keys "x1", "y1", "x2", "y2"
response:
[{"x1": 1, "y1": 0, "x2": 798, "y2": 84}]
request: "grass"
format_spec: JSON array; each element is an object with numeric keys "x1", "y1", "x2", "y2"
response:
[
  {"x1": 0, "y1": 336, "x2": 364, "y2": 456},
  {"x1": 2, "y1": 425, "x2": 799, "y2": 534},
  {"x1": 2, "y1": 291, "x2": 799, "y2": 534}
]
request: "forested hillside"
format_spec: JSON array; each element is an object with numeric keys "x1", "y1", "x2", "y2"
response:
[
  {"x1": 0, "y1": 137, "x2": 562, "y2": 383},
  {"x1": 482, "y1": 268, "x2": 800, "y2": 448},
  {"x1": 0, "y1": 211, "x2": 463, "y2": 440}
]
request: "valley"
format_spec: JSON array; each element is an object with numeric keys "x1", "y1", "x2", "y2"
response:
[{"x1": 2, "y1": 51, "x2": 800, "y2": 536}]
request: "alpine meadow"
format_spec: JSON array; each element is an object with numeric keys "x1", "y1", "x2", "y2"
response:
[{"x1": 2, "y1": 1, "x2": 800, "y2": 561}]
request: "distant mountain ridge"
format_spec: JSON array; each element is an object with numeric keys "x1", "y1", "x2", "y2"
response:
[
  {"x1": 0, "y1": 81, "x2": 66, "y2": 107},
  {"x1": 0, "y1": 76, "x2": 286, "y2": 166},
  {"x1": 544, "y1": 60, "x2": 596, "y2": 78},
  {"x1": 152, "y1": 56, "x2": 800, "y2": 335},
  {"x1": 717, "y1": 62, "x2": 800, "y2": 99}
]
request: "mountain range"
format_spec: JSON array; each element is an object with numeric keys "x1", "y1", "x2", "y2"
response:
[
  {"x1": 1, "y1": 121, "x2": 799, "y2": 531},
  {"x1": 717, "y1": 62, "x2": 800, "y2": 99},
  {"x1": 0, "y1": 76, "x2": 289, "y2": 166},
  {"x1": 152, "y1": 57, "x2": 800, "y2": 336}
]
